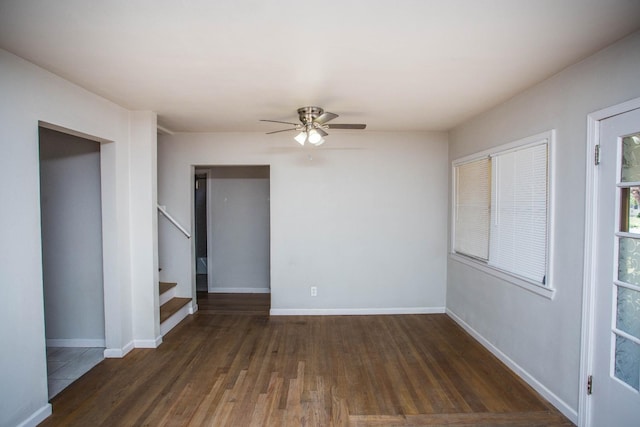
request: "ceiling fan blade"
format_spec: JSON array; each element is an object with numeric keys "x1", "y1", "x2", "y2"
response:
[
  {"x1": 315, "y1": 127, "x2": 328, "y2": 137},
  {"x1": 326, "y1": 124, "x2": 367, "y2": 130},
  {"x1": 260, "y1": 119, "x2": 300, "y2": 126},
  {"x1": 266, "y1": 128, "x2": 298, "y2": 135},
  {"x1": 315, "y1": 112, "x2": 339, "y2": 124}
]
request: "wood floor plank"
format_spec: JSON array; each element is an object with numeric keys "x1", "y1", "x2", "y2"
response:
[
  {"x1": 350, "y1": 410, "x2": 574, "y2": 426},
  {"x1": 249, "y1": 372, "x2": 280, "y2": 427},
  {"x1": 40, "y1": 293, "x2": 573, "y2": 426},
  {"x1": 186, "y1": 373, "x2": 227, "y2": 426},
  {"x1": 330, "y1": 385, "x2": 350, "y2": 427}
]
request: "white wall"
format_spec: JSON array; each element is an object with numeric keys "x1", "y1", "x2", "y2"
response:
[
  {"x1": 158, "y1": 132, "x2": 449, "y2": 313},
  {"x1": 209, "y1": 166, "x2": 270, "y2": 293},
  {"x1": 446, "y1": 31, "x2": 640, "y2": 423},
  {"x1": 39, "y1": 127, "x2": 105, "y2": 345},
  {"x1": 0, "y1": 49, "x2": 157, "y2": 427},
  {"x1": 129, "y1": 111, "x2": 160, "y2": 347}
]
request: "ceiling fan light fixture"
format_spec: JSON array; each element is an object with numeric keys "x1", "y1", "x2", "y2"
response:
[
  {"x1": 294, "y1": 131, "x2": 307, "y2": 145},
  {"x1": 308, "y1": 129, "x2": 322, "y2": 144},
  {"x1": 261, "y1": 106, "x2": 367, "y2": 146}
]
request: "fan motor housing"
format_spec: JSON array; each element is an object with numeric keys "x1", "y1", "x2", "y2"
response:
[{"x1": 297, "y1": 106, "x2": 323, "y2": 125}]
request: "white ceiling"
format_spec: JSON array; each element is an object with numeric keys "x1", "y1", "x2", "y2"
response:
[{"x1": 1, "y1": 0, "x2": 639, "y2": 133}]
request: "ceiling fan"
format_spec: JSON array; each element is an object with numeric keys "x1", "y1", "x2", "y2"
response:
[{"x1": 260, "y1": 106, "x2": 366, "y2": 146}]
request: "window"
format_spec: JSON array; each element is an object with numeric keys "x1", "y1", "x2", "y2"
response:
[
  {"x1": 452, "y1": 131, "x2": 553, "y2": 292},
  {"x1": 454, "y1": 158, "x2": 491, "y2": 260}
]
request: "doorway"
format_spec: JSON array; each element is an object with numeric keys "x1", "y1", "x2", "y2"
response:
[
  {"x1": 38, "y1": 127, "x2": 105, "y2": 398},
  {"x1": 194, "y1": 172, "x2": 208, "y2": 292},
  {"x1": 195, "y1": 166, "x2": 271, "y2": 312},
  {"x1": 583, "y1": 102, "x2": 640, "y2": 425}
]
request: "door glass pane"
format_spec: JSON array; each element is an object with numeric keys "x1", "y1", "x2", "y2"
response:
[
  {"x1": 619, "y1": 237, "x2": 640, "y2": 286},
  {"x1": 614, "y1": 334, "x2": 640, "y2": 391},
  {"x1": 617, "y1": 286, "x2": 640, "y2": 340},
  {"x1": 620, "y1": 187, "x2": 640, "y2": 233},
  {"x1": 621, "y1": 133, "x2": 640, "y2": 182}
]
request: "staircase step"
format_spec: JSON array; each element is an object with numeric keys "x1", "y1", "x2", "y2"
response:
[
  {"x1": 159, "y1": 281, "x2": 177, "y2": 296},
  {"x1": 160, "y1": 297, "x2": 191, "y2": 323}
]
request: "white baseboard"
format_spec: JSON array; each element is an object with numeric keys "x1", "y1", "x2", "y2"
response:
[
  {"x1": 46, "y1": 338, "x2": 105, "y2": 348},
  {"x1": 134, "y1": 335, "x2": 162, "y2": 348},
  {"x1": 209, "y1": 287, "x2": 271, "y2": 294},
  {"x1": 446, "y1": 309, "x2": 578, "y2": 424},
  {"x1": 104, "y1": 340, "x2": 134, "y2": 358},
  {"x1": 270, "y1": 307, "x2": 445, "y2": 316},
  {"x1": 189, "y1": 302, "x2": 198, "y2": 314},
  {"x1": 17, "y1": 403, "x2": 51, "y2": 427},
  {"x1": 103, "y1": 348, "x2": 123, "y2": 358}
]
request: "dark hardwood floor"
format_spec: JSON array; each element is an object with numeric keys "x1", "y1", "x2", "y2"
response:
[
  {"x1": 41, "y1": 294, "x2": 573, "y2": 426},
  {"x1": 196, "y1": 291, "x2": 270, "y2": 315}
]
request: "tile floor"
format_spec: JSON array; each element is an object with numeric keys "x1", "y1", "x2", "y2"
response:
[{"x1": 46, "y1": 347, "x2": 104, "y2": 399}]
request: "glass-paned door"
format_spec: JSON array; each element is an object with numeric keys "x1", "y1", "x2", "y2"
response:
[
  {"x1": 592, "y1": 108, "x2": 640, "y2": 426},
  {"x1": 615, "y1": 133, "x2": 640, "y2": 392}
]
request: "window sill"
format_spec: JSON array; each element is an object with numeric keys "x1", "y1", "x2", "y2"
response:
[{"x1": 449, "y1": 253, "x2": 555, "y2": 300}]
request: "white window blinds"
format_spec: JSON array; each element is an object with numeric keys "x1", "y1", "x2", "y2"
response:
[
  {"x1": 489, "y1": 142, "x2": 548, "y2": 284},
  {"x1": 454, "y1": 158, "x2": 490, "y2": 260}
]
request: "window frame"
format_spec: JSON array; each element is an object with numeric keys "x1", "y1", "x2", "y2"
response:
[{"x1": 450, "y1": 130, "x2": 555, "y2": 299}]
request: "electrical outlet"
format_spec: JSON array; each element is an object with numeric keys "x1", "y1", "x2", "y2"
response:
[{"x1": 310, "y1": 286, "x2": 317, "y2": 297}]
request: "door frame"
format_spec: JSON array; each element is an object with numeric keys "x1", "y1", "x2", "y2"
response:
[
  {"x1": 193, "y1": 168, "x2": 212, "y2": 294},
  {"x1": 38, "y1": 126, "x2": 107, "y2": 349},
  {"x1": 580, "y1": 96, "x2": 640, "y2": 426},
  {"x1": 196, "y1": 165, "x2": 272, "y2": 296}
]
